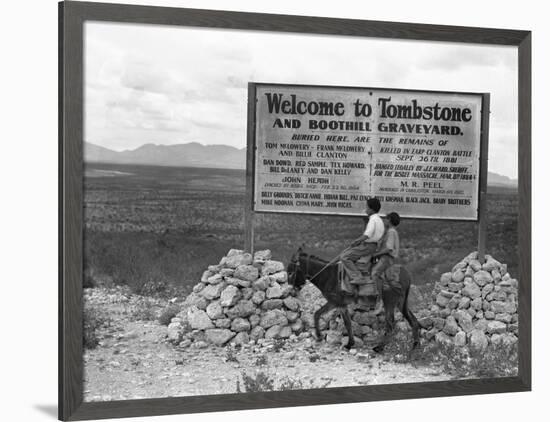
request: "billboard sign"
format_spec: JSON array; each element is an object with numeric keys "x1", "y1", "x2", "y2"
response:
[{"x1": 249, "y1": 83, "x2": 487, "y2": 220}]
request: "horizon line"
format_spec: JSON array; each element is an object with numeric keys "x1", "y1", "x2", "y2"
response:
[{"x1": 84, "y1": 141, "x2": 517, "y2": 181}]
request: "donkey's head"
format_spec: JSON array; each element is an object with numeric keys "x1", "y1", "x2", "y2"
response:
[{"x1": 287, "y1": 246, "x2": 308, "y2": 290}]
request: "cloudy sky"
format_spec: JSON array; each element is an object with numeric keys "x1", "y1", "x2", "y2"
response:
[{"x1": 85, "y1": 22, "x2": 518, "y2": 178}]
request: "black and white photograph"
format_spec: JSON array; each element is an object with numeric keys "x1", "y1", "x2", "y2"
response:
[
  {"x1": 7, "y1": 0, "x2": 550, "y2": 421},
  {"x1": 81, "y1": 18, "x2": 520, "y2": 402}
]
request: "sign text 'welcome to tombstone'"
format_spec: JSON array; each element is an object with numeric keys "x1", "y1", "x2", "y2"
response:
[{"x1": 250, "y1": 83, "x2": 485, "y2": 220}]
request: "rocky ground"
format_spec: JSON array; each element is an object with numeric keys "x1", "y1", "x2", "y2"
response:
[{"x1": 83, "y1": 287, "x2": 452, "y2": 402}]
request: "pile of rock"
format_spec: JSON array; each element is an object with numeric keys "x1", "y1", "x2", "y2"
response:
[
  {"x1": 167, "y1": 249, "x2": 305, "y2": 348},
  {"x1": 423, "y1": 252, "x2": 518, "y2": 351}
]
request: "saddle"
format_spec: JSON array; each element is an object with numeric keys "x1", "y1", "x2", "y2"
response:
[{"x1": 338, "y1": 257, "x2": 401, "y2": 298}]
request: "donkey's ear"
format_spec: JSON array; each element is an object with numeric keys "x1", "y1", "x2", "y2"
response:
[{"x1": 300, "y1": 242, "x2": 306, "y2": 250}]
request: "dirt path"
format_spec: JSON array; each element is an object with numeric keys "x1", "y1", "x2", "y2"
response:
[{"x1": 83, "y1": 288, "x2": 452, "y2": 401}]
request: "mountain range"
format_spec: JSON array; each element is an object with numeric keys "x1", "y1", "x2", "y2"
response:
[
  {"x1": 84, "y1": 142, "x2": 517, "y2": 187},
  {"x1": 85, "y1": 142, "x2": 246, "y2": 170}
]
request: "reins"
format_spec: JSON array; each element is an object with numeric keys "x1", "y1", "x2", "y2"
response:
[
  {"x1": 300, "y1": 247, "x2": 351, "y2": 281},
  {"x1": 306, "y1": 257, "x2": 333, "y2": 281}
]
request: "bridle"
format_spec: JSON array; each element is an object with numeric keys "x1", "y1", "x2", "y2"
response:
[
  {"x1": 288, "y1": 254, "x2": 306, "y2": 286},
  {"x1": 290, "y1": 252, "x2": 333, "y2": 283}
]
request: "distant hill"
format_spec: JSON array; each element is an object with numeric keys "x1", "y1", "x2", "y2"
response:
[
  {"x1": 487, "y1": 171, "x2": 517, "y2": 187},
  {"x1": 84, "y1": 142, "x2": 246, "y2": 169},
  {"x1": 85, "y1": 142, "x2": 122, "y2": 163},
  {"x1": 85, "y1": 142, "x2": 518, "y2": 187}
]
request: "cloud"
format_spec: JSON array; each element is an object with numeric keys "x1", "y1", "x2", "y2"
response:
[
  {"x1": 120, "y1": 61, "x2": 185, "y2": 96},
  {"x1": 417, "y1": 45, "x2": 516, "y2": 72}
]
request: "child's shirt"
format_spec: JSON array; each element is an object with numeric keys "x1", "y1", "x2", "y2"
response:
[
  {"x1": 382, "y1": 227, "x2": 399, "y2": 258},
  {"x1": 363, "y1": 213, "x2": 384, "y2": 242}
]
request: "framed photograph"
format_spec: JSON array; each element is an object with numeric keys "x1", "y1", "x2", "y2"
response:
[{"x1": 59, "y1": 1, "x2": 531, "y2": 420}]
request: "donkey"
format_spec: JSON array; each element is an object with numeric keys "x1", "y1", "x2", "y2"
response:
[{"x1": 287, "y1": 247, "x2": 420, "y2": 352}]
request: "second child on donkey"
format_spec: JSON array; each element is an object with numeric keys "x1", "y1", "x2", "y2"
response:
[{"x1": 371, "y1": 212, "x2": 401, "y2": 314}]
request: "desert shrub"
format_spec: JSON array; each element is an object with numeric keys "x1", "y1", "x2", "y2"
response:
[
  {"x1": 440, "y1": 342, "x2": 518, "y2": 378},
  {"x1": 140, "y1": 280, "x2": 168, "y2": 297},
  {"x1": 280, "y1": 377, "x2": 333, "y2": 390},
  {"x1": 308, "y1": 353, "x2": 321, "y2": 363},
  {"x1": 225, "y1": 348, "x2": 240, "y2": 363},
  {"x1": 83, "y1": 305, "x2": 111, "y2": 349},
  {"x1": 158, "y1": 304, "x2": 180, "y2": 326},
  {"x1": 477, "y1": 343, "x2": 518, "y2": 377},
  {"x1": 236, "y1": 371, "x2": 330, "y2": 393},
  {"x1": 131, "y1": 298, "x2": 157, "y2": 321},
  {"x1": 402, "y1": 339, "x2": 518, "y2": 378},
  {"x1": 254, "y1": 355, "x2": 268, "y2": 366},
  {"x1": 109, "y1": 241, "x2": 150, "y2": 291},
  {"x1": 278, "y1": 377, "x2": 305, "y2": 391},
  {"x1": 379, "y1": 332, "x2": 416, "y2": 364},
  {"x1": 272, "y1": 339, "x2": 286, "y2": 353},
  {"x1": 236, "y1": 371, "x2": 275, "y2": 393}
]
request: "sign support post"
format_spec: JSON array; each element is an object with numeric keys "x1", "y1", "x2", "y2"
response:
[
  {"x1": 244, "y1": 209, "x2": 255, "y2": 254},
  {"x1": 477, "y1": 93, "x2": 490, "y2": 263},
  {"x1": 244, "y1": 83, "x2": 257, "y2": 254}
]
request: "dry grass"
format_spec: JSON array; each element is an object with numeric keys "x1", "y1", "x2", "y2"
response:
[
  {"x1": 130, "y1": 298, "x2": 157, "y2": 321},
  {"x1": 84, "y1": 164, "x2": 518, "y2": 297},
  {"x1": 236, "y1": 371, "x2": 275, "y2": 393},
  {"x1": 380, "y1": 334, "x2": 518, "y2": 378},
  {"x1": 83, "y1": 304, "x2": 112, "y2": 349},
  {"x1": 236, "y1": 371, "x2": 332, "y2": 393},
  {"x1": 158, "y1": 304, "x2": 181, "y2": 326}
]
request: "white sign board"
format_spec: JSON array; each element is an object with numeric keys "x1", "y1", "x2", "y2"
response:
[{"x1": 250, "y1": 83, "x2": 486, "y2": 220}]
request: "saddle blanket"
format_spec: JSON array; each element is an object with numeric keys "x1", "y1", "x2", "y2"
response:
[{"x1": 338, "y1": 261, "x2": 401, "y2": 297}]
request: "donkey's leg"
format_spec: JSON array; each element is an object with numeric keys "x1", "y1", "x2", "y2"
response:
[
  {"x1": 314, "y1": 302, "x2": 333, "y2": 342},
  {"x1": 373, "y1": 291, "x2": 396, "y2": 353},
  {"x1": 402, "y1": 290, "x2": 420, "y2": 349},
  {"x1": 340, "y1": 307, "x2": 355, "y2": 349}
]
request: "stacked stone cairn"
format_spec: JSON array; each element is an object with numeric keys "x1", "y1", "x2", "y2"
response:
[
  {"x1": 423, "y1": 252, "x2": 518, "y2": 351},
  {"x1": 166, "y1": 249, "x2": 305, "y2": 348}
]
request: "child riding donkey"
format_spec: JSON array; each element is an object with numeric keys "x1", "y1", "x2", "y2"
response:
[
  {"x1": 340, "y1": 197, "x2": 401, "y2": 313},
  {"x1": 340, "y1": 197, "x2": 384, "y2": 284},
  {"x1": 286, "y1": 201, "x2": 415, "y2": 351}
]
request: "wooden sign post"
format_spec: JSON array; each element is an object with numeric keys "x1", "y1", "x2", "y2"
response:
[
  {"x1": 477, "y1": 93, "x2": 491, "y2": 263},
  {"x1": 244, "y1": 84, "x2": 256, "y2": 254}
]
